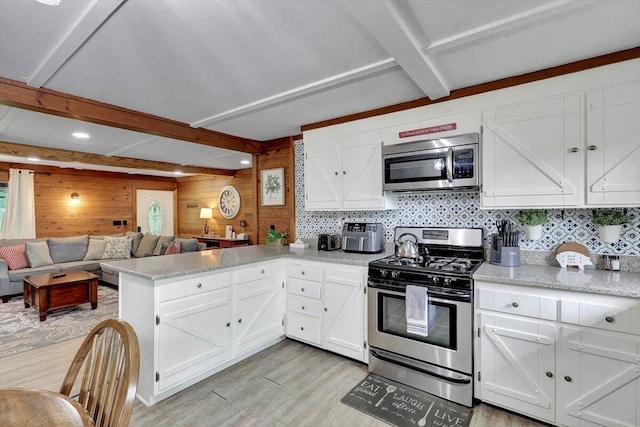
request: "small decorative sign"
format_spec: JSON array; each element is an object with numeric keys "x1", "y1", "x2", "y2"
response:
[{"x1": 399, "y1": 123, "x2": 457, "y2": 138}]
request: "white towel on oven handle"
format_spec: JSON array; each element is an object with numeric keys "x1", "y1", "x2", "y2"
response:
[{"x1": 406, "y1": 285, "x2": 429, "y2": 336}]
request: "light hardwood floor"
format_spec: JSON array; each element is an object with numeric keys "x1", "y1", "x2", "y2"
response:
[{"x1": 0, "y1": 338, "x2": 549, "y2": 427}]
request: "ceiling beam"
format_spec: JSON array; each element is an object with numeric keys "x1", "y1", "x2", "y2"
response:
[
  {"x1": 0, "y1": 140, "x2": 235, "y2": 176},
  {"x1": 191, "y1": 58, "x2": 398, "y2": 128},
  {"x1": 426, "y1": 0, "x2": 598, "y2": 54},
  {"x1": 0, "y1": 77, "x2": 261, "y2": 154},
  {"x1": 28, "y1": 0, "x2": 126, "y2": 87},
  {"x1": 342, "y1": 0, "x2": 450, "y2": 100}
]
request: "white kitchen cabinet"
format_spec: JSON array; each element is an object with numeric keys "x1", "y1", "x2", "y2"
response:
[
  {"x1": 157, "y1": 286, "x2": 232, "y2": 392},
  {"x1": 233, "y1": 261, "x2": 284, "y2": 355},
  {"x1": 556, "y1": 326, "x2": 640, "y2": 427},
  {"x1": 304, "y1": 131, "x2": 397, "y2": 211},
  {"x1": 475, "y1": 280, "x2": 640, "y2": 426},
  {"x1": 481, "y1": 95, "x2": 583, "y2": 208},
  {"x1": 285, "y1": 260, "x2": 367, "y2": 362},
  {"x1": 322, "y1": 267, "x2": 365, "y2": 361},
  {"x1": 586, "y1": 81, "x2": 640, "y2": 206}
]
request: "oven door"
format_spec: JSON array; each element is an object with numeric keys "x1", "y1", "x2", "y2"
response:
[{"x1": 368, "y1": 285, "x2": 472, "y2": 373}]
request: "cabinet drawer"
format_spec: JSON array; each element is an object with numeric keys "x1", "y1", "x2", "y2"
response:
[
  {"x1": 560, "y1": 299, "x2": 640, "y2": 335},
  {"x1": 159, "y1": 272, "x2": 231, "y2": 302},
  {"x1": 287, "y1": 278, "x2": 322, "y2": 299},
  {"x1": 478, "y1": 288, "x2": 557, "y2": 320},
  {"x1": 288, "y1": 295, "x2": 322, "y2": 317},
  {"x1": 286, "y1": 311, "x2": 322, "y2": 345},
  {"x1": 234, "y1": 262, "x2": 282, "y2": 284},
  {"x1": 287, "y1": 263, "x2": 322, "y2": 282}
]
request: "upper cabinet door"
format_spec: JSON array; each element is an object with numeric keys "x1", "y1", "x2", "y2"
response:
[
  {"x1": 342, "y1": 131, "x2": 385, "y2": 210},
  {"x1": 482, "y1": 95, "x2": 583, "y2": 208},
  {"x1": 586, "y1": 82, "x2": 640, "y2": 206},
  {"x1": 304, "y1": 137, "x2": 341, "y2": 210}
]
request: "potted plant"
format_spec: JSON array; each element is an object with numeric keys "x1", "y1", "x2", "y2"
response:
[
  {"x1": 593, "y1": 209, "x2": 629, "y2": 243},
  {"x1": 266, "y1": 227, "x2": 288, "y2": 246},
  {"x1": 515, "y1": 209, "x2": 546, "y2": 240}
]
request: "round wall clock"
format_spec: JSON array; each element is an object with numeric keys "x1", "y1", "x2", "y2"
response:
[{"x1": 218, "y1": 185, "x2": 241, "y2": 219}]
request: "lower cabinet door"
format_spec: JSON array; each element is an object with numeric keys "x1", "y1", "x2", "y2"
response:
[
  {"x1": 234, "y1": 277, "x2": 284, "y2": 354},
  {"x1": 557, "y1": 326, "x2": 640, "y2": 427},
  {"x1": 286, "y1": 311, "x2": 322, "y2": 346},
  {"x1": 157, "y1": 288, "x2": 232, "y2": 391},
  {"x1": 478, "y1": 313, "x2": 556, "y2": 424},
  {"x1": 322, "y1": 268, "x2": 364, "y2": 361}
]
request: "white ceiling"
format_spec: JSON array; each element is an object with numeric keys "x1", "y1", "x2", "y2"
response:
[{"x1": 0, "y1": 0, "x2": 639, "y2": 175}]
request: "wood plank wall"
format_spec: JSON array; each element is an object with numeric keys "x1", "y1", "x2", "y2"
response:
[
  {"x1": 0, "y1": 163, "x2": 176, "y2": 238},
  {"x1": 256, "y1": 138, "x2": 296, "y2": 245},
  {"x1": 176, "y1": 169, "x2": 254, "y2": 240}
]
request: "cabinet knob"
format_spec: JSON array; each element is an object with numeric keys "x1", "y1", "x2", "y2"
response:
[
  {"x1": 238, "y1": 318, "x2": 242, "y2": 323},
  {"x1": 564, "y1": 376, "x2": 572, "y2": 383},
  {"x1": 605, "y1": 315, "x2": 615, "y2": 323},
  {"x1": 570, "y1": 147, "x2": 579, "y2": 153},
  {"x1": 343, "y1": 171, "x2": 346, "y2": 175},
  {"x1": 334, "y1": 171, "x2": 339, "y2": 175},
  {"x1": 588, "y1": 145, "x2": 597, "y2": 151},
  {"x1": 301, "y1": 287, "x2": 305, "y2": 292},
  {"x1": 324, "y1": 307, "x2": 328, "y2": 312},
  {"x1": 197, "y1": 283, "x2": 202, "y2": 288},
  {"x1": 546, "y1": 372, "x2": 554, "y2": 378},
  {"x1": 301, "y1": 271, "x2": 305, "y2": 275},
  {"x1": 300, "y1": 326, "x2": 304, "y2": 331},
  {"x1": 226, "y1": 322, "x2": 230, "y2": 327},
  {"x1": 301, "y1": 306, "x2": 305, "y2": 310},
  {"x1": 261, "y1": 269, "x2": 265, "y2": 274},
  {"x1": 512, "y1": 301, "x2": 519, "y2": 308}
]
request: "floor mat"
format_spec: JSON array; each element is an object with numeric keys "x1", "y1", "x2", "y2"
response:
[{"x1": 341, "y1": 373, "x2": 473, "y2": 427}]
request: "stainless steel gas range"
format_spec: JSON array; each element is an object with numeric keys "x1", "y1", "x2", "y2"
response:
[{"x1": 367, "y1": 227, "x2": 484, "y2": 407}]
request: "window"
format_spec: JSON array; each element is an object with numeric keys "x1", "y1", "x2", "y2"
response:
[{"x1": 0, "y1": 182, "x2": 7, "y2": 226}]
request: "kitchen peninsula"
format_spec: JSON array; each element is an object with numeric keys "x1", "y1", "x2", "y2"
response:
[{"x1": 101, "y1": 245, "x2": 393, "y2": 406}]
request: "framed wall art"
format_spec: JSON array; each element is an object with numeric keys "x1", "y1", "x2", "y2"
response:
[{"x1": 261, "y1": 167, "x2": 284, "y2": 206}]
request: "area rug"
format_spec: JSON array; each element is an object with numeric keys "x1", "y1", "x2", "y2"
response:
[
  {"x1": 341, "y1": 373, "x2": 473, "y2": 427},
  {"x1": 0, "y1": 285, "x2": 119, "y2": 358}
]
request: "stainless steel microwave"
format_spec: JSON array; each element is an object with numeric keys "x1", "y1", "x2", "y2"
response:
[{"x1": 382, "y1": 133, "x2": 480, "y2": 192}]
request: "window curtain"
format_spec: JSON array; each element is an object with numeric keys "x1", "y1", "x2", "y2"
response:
[{"x1": 0, "y1": 169, "x2": 36, "y2": 239}]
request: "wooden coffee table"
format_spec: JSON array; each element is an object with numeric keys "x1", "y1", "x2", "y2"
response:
[{"x1": 23, "y1": 271, "x2": 99, "y2": 322}]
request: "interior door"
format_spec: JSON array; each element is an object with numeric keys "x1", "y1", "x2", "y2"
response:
[{"x1": 137, "y1": 190, "x2": 174, "y2": 235}]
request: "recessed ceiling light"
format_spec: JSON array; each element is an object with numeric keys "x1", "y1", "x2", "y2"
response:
[
  {"x1": 240, "y1": 159, "x2": 250, "y2": 165},
  {"x1": 72, "y1": 131, "x2": 90, "y2": 139},
  {"x1": 27, "y1": 157, "x2": 40, "y2": 161},
  {"x1": 36, "y1": 0, "x2": 61, "y2": 5}
]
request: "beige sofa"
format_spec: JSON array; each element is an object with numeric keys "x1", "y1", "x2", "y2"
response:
[{"x1": 0, "y1": 232, "x2": 205, "y2": 302}]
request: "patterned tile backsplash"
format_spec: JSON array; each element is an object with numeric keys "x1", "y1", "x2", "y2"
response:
[{"x1": 294, "y1": 141, "x2": 639, "y2": 256}]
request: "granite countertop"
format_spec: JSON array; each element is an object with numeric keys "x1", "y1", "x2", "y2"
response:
[
  {"x1": 101, "y1": 245, "x2": 394, "y2": 282},
  {"x1": 474, "y1": 263, "x2": 640, "y2": 298}
]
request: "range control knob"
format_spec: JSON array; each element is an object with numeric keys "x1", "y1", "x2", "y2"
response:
[
  {"x1": 443, "y1": 278, "x2": 452, "y2": 287},
  {"x1": 432, "y1": 276, "x2": 440, "y2": 285},
  {"x1": 391, "y1": 271, "x2": 400, "y2": 279},
  {"x1": 380, "y1": 270, "x2": 388, "y2": 278}
]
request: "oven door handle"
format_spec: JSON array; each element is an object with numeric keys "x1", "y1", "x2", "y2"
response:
[
  {"x1": 370, "y1": 348, "x2": 471, "y2": 384},
  {"x1": 368, "y1": 283, "x2": 471, "y2": 302}
]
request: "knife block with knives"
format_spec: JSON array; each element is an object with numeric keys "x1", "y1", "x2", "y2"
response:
[{"x1": 490, "y1": 219, "x2": 521, "y2": 267}]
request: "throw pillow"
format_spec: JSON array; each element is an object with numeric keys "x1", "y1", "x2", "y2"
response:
[
  {"x1": 102, "y1": 236, "x2": 133, "y2": 260},
  {"x1": 175, "y1": 238, "x2": 199, "y2": 253},
  {"x1": 125, "y1": 231, "x2": 144, "y2": 256},
  {"x1": 84, "y1": 238, "x2": 107, "y2": 260},
  {"x1": 25, "y1": 241, "x2": 53, "y2": 268},
  {"x1": 135, "y1": 233, "x2": 160, "y2": 258},
  {"x1": 0, "y1": 244, "x2": 29, "y2": 270},
  {"x1": 164, "y1": 241, "x2": 181, "y2": 255},
  {"x1": 153, "y1": 235, "x2": 175, "y2": 256},
  {"x1": 48, "y1": 235, "x2": 89, "y2": 263}
]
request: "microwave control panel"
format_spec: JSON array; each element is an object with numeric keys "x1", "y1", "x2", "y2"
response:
[{"x1": 453, "y1": 148, "x2": 474, "y2": 178}]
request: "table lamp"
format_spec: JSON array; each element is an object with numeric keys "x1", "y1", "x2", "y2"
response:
[{"x1": 199, "y1": 208, "x2": 213, "y2": 235}]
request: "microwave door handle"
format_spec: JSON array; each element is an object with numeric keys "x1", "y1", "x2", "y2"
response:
[
  {"x1": 359, "y1": 237, "x2": 364, "y2": 251},
  {"x1": 446, "y1": 147, "x2": 454, "y2": 183}
]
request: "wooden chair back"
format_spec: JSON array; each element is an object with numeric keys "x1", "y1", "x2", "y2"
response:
[{"x1": 60, "y1": 318, "x2": 140, "y2": 427}]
